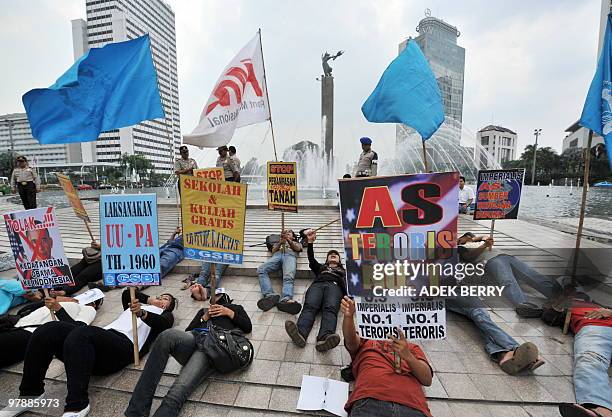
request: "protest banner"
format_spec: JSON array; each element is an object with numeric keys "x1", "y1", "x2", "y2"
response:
[
  {"x1": 473, "y1": 169, "x2": 525, "y2": 220},
  {"x1": 180, "y1": 175, "x2": 247, "y2": 264},
  {"x1": 3, "y1": 207, "x2": 73, "y2": 290},
  {"x1": 100, "y1": 194, "x2": 160, "y2": 287},
  {"x1": 56, "y1": 174, "x2": 91, "y2": 223},
  {"x1": 193, "y1": 167, "x2": 224, "y2": 181},
  {"x1": 338, "y1": 173, "x2": 458, "y2": 340},
  {"x1": 267, "y1": 161, "x2": 298, "y2": 213}
]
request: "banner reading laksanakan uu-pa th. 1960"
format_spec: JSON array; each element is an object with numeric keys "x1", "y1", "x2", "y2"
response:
[
  {"x1": 3, "y1": 207, "x2": 73, "y2": 289},
  {"x1": 180, "y1": 175, "x2": 247, "y2": 264},
  {"x1": 338, "y1": 173, "x2": 458, "y2": 340},
  {"x1": 100, "y1": 194, "x2": 160, "y2": 287}
]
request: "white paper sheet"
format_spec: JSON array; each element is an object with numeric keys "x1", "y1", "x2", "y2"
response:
[{"x1": 296, "y1": 375, "x2": 349, "y2": 417}]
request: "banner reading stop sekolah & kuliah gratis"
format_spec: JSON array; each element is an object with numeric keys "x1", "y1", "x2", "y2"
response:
[
  {"x1": 3, "y1": 207, "x2": 74, "y2": 289},
  {"x1": 339, "y1": 173, "x2": 459, "y2": 341},
  {"x1": 100, "y1": 194, "x2": 161, "y2": 286},
  {"x1": 180, "y1": 175, "x2": 247, "y2": 264},
  {"x1": 473, "y1": 169, "x2": 525, "y2": 220}
]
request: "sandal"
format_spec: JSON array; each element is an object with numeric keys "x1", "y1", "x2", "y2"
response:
[
  {"x1": 277, "y1": 300, "x2": 302, "y2": 315},
  {"x1": 285, "y1": 320, "x2": 306, "y2": 348},
  {"x1": 559, "y1": 403, "x2": 603, "y2": 417},
  {"x1": 257, "y1": 294, "x2": 280, "y2": 311},
  {"x1": 500, "y1": 342, "x2": 539, "y2": 375}
]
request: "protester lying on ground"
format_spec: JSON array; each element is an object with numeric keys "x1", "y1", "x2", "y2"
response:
[
  {"x1": 341, "y1": 296, "x2": 434, "y2": 417},
  {"x1": 0, "y1": 276, "x2": 42, "y2": 315},
  {"x1": 285, "y1": 230, "x2": 345, "y2": 352},
  {"x1": 189, "y1": 262, "x2": 229, "y2": 301},
  {"x1": 541, "y1": 301, "x2": 612, "y2": 417},
  {"x1": 0, "y1": 289, "x2": 104, "y2": 369},
  {"x1": 458, "y1": 232, "x2": 564, "y2": 318},
  {"x1": 50, "y1": 241, "x2": 102, "y2": 297},
  {"x1": 257, "y1": 229, "x2": 302, "y2": 314},
  {"x1": 125, "y1": 288, "x2": 252, "y2": 417},
  {"x1": 4, "y1": 289, "x2": 176, "y2": 417}
]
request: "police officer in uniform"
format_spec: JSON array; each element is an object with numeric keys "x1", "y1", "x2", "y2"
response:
[
  {"x1": 10, "y1": 155, "x2": 41, "y2": 210},
  {"x1": 355, "y1": 137, "x2": 378, "y2": 177}
]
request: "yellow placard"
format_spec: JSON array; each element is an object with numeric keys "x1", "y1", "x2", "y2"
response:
[
  {"x1": 267, "y1": 161, "x2": 298, "y2": 213},
  {"x1": 56, "y1": 173, "x2": 90, "y2": 222},
  {"x1": 193, "y1": 168, "x2": 224, "y2": 181},
  {"x1": 180, "y1": 175, "x2": 247, "y2": 265}
]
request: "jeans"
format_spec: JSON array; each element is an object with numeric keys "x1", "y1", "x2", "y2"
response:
[
  {"x1": 572, "y1": 325, "x2": 612, "y2": 410},
  {"x1": 350, "y1": 398, "x2": 427, "y2": 417},
  {"x1": 125, "y1": 329, "x2": 214, "y2": 417},
  {"x1": 159, "y1": 246, "x2": 184, "y2": 279},
  {"x1": 446, "y1": 296, "x2": 519, "y2": 357},
  {"x1": 20, "y1": 321, "x2": 134, "y2": 412},
  {"x1": 458, "y1": 203, "x2": 468, "y2": 214},
  {"x1": 297, "y1": 281, "x2": 343, "y2": 341},
  {"x1": 196, "y1": 262, "x2": 228, "y2": 289},
  {"x1": 257, "y1": 251, "x2": 297, "y2": 300},
  {"x1": 485, "y1": 254, "x2": 562, "y2": 304}
]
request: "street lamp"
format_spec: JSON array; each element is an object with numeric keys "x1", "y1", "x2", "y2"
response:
[{"x1": 531, "y1": 128, "x2": 541, "y2": 185}]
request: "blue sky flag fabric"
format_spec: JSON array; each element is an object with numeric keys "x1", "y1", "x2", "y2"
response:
[
  {"x1": 579, "y1": 13, "x2": 612, "y2": 169},
  {"x1": 22, "y1": 35, "x2": 164, "y2": 144},
  {"x1": 361, "y1": 40, "x2": 444, "y2": 141}
]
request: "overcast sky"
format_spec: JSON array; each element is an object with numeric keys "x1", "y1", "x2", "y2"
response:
[{"x1": 0, "y1": 0, "x2": 603, "y2": 169}]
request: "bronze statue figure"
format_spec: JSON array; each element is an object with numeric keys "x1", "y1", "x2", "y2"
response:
[{"x1": 322, "y1": 50, "x2": 344, "y2": 76}]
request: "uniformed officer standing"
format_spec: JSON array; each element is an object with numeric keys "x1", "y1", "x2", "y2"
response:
[
  {"x1": 10, "y1": 155, "x2": 40, "y2": 210},
  {"x1": 175, "y1": 145, "x2": 198, "y2": 195},
  {"x1": 355, "y1": 137, "x2": 378, "y2": 177},
  {"x1": 216, "y1": 145, "x2": 240, "y2": 182}
]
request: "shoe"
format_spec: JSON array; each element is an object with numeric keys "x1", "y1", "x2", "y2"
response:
[
  {"x1": 277, "y1": 300, "x2": 302, "y2": 315},
  {"x1": 500, "y1": 342, "x2": 539, "y2": 375},
  {"x1": 285, "y1": 320, "x2": 306, "y2": 348},
  {"x1": 515, "y1": 302, "x2": 543, "y2": 318},
  {"x1": 257, "y1": 295, "x2": 280, "y2": 311},
  {"x1": 315, "y1": 333, "x2": 341, "y2": 352},
  {"x1": 62, "y1": 404, "x2": 90, "y2": 417},
  {"x1": 0, "y1": 394, "x2": 44, "y2": 417}
]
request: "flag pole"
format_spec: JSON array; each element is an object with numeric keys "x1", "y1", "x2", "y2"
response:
[
  {"x1": 422, "y1": 140, "x2": 429, "y2": 172},
  {"x1": 570, "y1": 130, "x2": 593, "y2": 282}
]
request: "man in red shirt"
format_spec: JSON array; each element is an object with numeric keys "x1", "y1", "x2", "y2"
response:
[
  {"x1": 557, "y1": 301, "x2": 612, "y2": 417},
  {"x1": 341, "y1": 296, "x2": 433, "y2": 417}
]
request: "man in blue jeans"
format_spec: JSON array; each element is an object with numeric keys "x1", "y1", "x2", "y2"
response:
[
  {"x1": 257, "y1": 229, "x2": 302, "y2": 315},
  {"x1": 159, "y1": 228, "x2": 185, "y2": 279}
]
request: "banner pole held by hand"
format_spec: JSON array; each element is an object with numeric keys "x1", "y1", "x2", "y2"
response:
[
  {"x1": 84, "y1": 221, "x2": 95, "y2": 242},
  {"x1": 43, "y1": 288, "x2": 57, "y2": 321},
  {"x1": 210, "y1": 263, "x2": 217, "y2": 304},
  {"x1": 130, "y1": 287, "x2": 140, "y2": 366},
  {"x1": 489, "y1": 220, "x2": 495, "y2": 251}
]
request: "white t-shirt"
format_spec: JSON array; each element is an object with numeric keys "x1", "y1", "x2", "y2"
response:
[
  {"x1": 15, "y1": 302, "x2": 97, "y2": 333},
  {"x1": 104, "y1": 305, "x2": 163, "y2": 351},
  {"x1": 458, "y1": 185, "x2": 475, "y2": 204}
]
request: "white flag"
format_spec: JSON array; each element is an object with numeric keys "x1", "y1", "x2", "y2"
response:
[{"x1": 184, "y1": 32, "x2": 270, "y2": 148}]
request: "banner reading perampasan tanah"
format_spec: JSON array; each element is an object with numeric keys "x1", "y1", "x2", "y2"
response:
[
  {"x1": 181, "y1": 175, "x2": 247, "y2": 264},
  {"x1": 338, "y1": 173, "x2": 458, "y2": 340},
  {"x1": 267, "y1": 162, "x2": 297, "y2": 213},
  {"x1": 56, "y1": 173, "x2": 90, "y2": 222},
  {"x1": 3, "y1": 207, "x2": 73, "y2": 289}
]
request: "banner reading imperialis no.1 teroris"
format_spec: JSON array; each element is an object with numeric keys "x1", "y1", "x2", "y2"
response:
[
  {"x1": 338, "y1": 173, "x2": 458, "y2": 341},
  {"x1": 180, "y1": 175, "x2": 247, "y2": 265}
]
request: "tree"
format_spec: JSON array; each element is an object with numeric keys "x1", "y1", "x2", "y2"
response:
[
  {"x1": 119, "y1": 153, "x2": 155, "y2": 178},
  {"x1": 0, "y1": 152, "x2": 13, "y2": 177}
]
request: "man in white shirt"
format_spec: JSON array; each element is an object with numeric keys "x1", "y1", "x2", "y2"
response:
[{"x1": 458, "y1": 176, "x2": 475, "y2": 214}]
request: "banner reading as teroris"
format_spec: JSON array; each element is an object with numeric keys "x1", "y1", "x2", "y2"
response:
[
  {"x1": 180, "y1": 175, "x2": 247, "y2": 264},
  {"x1": 56, "y1": 173, "x2": 90, "y2": 222},
  {"x1": 267, "y1": 162, "x2": 297, "y2": 213}
]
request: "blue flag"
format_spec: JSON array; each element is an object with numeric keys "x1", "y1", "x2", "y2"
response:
[
  {"x1": 579, "y1": 14, "x2": 612, "y2": 169},
  {"x1": 22, "y1": 35, "x2": 164, "y2": 145},
  {"x1": 361, "y1": 41, "x2": 444, "y2": 140}
]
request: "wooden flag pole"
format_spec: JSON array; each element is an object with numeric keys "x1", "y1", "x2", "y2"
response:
[
  {"x1": 314, "y1": 218, "x2": 340, "y2": 232},
  {"x1": 84, "y1": 221, "x2": 95, "y2": 242},
  {"x1": 258, "y1": 28, "x2": 278, "y2": 162},
  {"x1": 130, "y1": 287, "x2": 140, "y2": 366},
  {"x1": 422, "y1": 140, "x2": 429, "y2": 172},
  {"x1": 488, "y1": 220, "x2": 495, "y2": 251},
  {"x1": 210, "y1": 264, "x2": 217, "y2": 304},
  {"x1": 43, "y1": 288, "x2": 56, "y2": 321}
]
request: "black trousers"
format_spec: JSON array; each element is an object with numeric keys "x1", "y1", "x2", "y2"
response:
[
  {"x1": 297, "y1": 281, "x2": 343, "y2": 341},
  {"x1": 57, "y1": 259, "x2": 102, "y2": 296},
  {"x1": 0, "y1": 328, "x2": 32, "y2": 368},
  {"x1": 17, "y1": 182, "x2": 37, "y2": 210},
  {"x1": 20, "y1": 321, "x2": 134, "y2": 412}
]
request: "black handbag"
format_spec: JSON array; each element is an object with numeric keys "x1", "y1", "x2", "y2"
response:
[{"x1": 194, "y1": 325, "x2": 254, "y2": 373}]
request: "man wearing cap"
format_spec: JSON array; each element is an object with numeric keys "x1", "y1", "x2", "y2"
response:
[
  {"x1": 228, "y1": 146, "x2": 241, "y2": 182},
  {"x1": 216, "y1": 145, "x2": 240, "y2": 182},
  {"x1": 10, "y1": 156, "x2": 40, "y2": 210},
  {"x1": 175, "y1": 146, "x2": 198, "y2": 176},
  {"x1": 355, "y1": 137, "x2": 378, "y2": 177}
]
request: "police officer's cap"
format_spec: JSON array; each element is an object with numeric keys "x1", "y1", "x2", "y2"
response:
[
  {"x1": 16, "y1": 155, "x2": 27, "y2": 161},
  {"x1": 360, "y1": 137, "x2": 372, "y2": 145}
]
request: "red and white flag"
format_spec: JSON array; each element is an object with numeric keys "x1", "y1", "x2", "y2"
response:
[{"x1": 184, "y1": 32, "x2": 270, "y2": 148}]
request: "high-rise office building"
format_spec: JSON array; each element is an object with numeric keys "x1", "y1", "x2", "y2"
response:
[
  {"x1": 476, "y1": 125, "x2": 518, "y2": 168},
  {"x1": 72, "y1": 0, "x2": 180, "y2": 173}
]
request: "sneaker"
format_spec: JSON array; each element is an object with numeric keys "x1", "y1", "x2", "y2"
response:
[
  {"x1": 0, "y1": 394, "x2": 44, "y2": 417},
  {"x1": 515, "y1": 302, "x2": 543, "y2": 318},
  {"x1": 257, "y1": 294, "x2": 280, "y2": 311},
  {"x1": 285, "y1": 320, "x2": 306, "y2": 348},
  {"x1": 62, "y1": 404, "x2": 90, "y2": 417},
  {"x1": 315, "y1": 333, "x2": 341, "y2": 352},
  {"x1": 277, "y1": 300, "x2": 302, "y2": 315}
]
